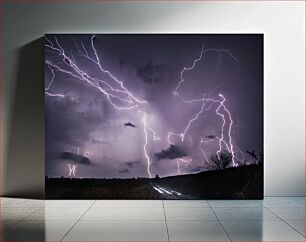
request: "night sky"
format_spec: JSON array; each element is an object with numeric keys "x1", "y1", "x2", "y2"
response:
[{"x1": 45, "y1": 34, "x2": 263, "y2": 178}]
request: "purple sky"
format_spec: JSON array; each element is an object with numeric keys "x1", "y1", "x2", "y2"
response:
[{"x1": 45, "y1": 34, "x2": 263, "y2": 178}]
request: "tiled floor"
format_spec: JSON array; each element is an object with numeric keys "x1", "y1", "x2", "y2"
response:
[{"x1": 0, "y1": 197, "x2": 304, "y2": 241}]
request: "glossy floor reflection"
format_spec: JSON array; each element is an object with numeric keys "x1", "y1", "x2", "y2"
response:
[{"x1": 0, "y1": 197, "x2": 304, "y2": 241}]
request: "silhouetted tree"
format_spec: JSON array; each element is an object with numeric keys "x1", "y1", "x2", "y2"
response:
[
  {"x1": 246, "y1": 150, "x2": 263, "y2": 164},
  {"x1": 209, "y1": 150, "x2": 232, "y2": 170},
  {"x1": 246, "y1": 150, "x2": 257, "y2": 160}
]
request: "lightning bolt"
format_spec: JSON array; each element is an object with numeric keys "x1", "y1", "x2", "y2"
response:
[
  {"x1": 179, "y1": 94, "x2": 206, "y2": 142},
  {"x1": 199, "y1": 137, "x2": 210, "y2": 165},
  {"x1": 45, "y1": 63, "x2": 65, "y2": 98},
  {"x1": 176, "y1": 157, "x2": 192, "y2": 175},
  {"x1": 173, "y1": 45, "x2": 239, "y2": 96},
  {"x1": 216, "y1": 93, "x2": 237, "y2": 166},
  {"x1": 68, "y1": 164, "x2": 77, "y2": 177},
  {"x1": 199, "y1": 135, "x2": 231, "y2": 166},
  {"x1": 146, "y1": 119, "x2": 160, "y2": 141},
  {"x1": 142, "y1": 113, "x2": 152, "y2": 178}
]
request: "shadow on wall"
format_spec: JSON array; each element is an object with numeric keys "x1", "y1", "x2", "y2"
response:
[{"x1": 4, "y1": 38, "x2": 45, "y2": 199}]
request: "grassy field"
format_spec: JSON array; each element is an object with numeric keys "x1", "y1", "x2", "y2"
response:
[{"x1": 45, "y1": 163, "x2": 263, "y2": 199}]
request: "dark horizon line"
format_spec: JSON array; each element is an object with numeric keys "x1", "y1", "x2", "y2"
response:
[{"x1": 45, "y1": 162, "x2": 263, "y2": 180}]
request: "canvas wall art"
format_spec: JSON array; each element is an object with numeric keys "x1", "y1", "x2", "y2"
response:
[{"x1": 45, "y1": 34, "x2": 263, "y2": 199}]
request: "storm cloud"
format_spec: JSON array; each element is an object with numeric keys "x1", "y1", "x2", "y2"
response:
[
  {"x1": 61, "y1": 152, "x2": 92, "y2": 166},
  {"x1": 137, "y1": 60, "x2": 167, "y2": 85},
  {"x1": 155, "y1": 145, "x2": 187, "y2": 161},
  {"x1": 118, "y1": 168, "x2": 130, "y2": 173},
  {"x1": 125, "y1": 161, "x2": 141, "y2": 168}
]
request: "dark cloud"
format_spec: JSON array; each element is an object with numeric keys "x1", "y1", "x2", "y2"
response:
[
  {"x1": 124, "y1": 122, "x2": 137, "y2": 128},
  {"x1": 125, "y1": 161, "x2": 141, "y2": 168},
  {"x1": 116, "y1": 161, "x2": 141, "y2": 176},
  {"x1": 118, "y1": 168, "x2": 130, "y2": 173},
  {"x1": 61, "y1": 152, "x2": 92, "y2": 166},
  {"x1": 119, "y1": 56, "x2": 130, "y2": 67},
  {"x1": 137, "y1": 60, "x2": 167, "y2": 85},
  {"x1": 45, "y1": 88, "x2": 111, "y2": 148},
  {"x1": 155, "y1": 145, "x2": 187, "y2": 160},
  {"x1": 246, "y1": 150, "x2": 258, "y2": 160}
]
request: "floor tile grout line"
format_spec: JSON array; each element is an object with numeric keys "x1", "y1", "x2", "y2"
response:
[
  {"x1": 3, "y1": 198, "x2": 305, "y2": 241},
  {"x1": 0, "y1": 205, "x2": 45, "y2": 239},
  {"x1": 291, "y1": 197, "x2": 305, "y2": 206},
  {"x1": 264, "y1": 206, "x2": 305, "y2": 238},
  {"x1": 265, "y1": 196, "x2": 306, "y2": 198},
  {"x1": 1, "y1": 198, "x2": 49, "y2": 226},
  {"x1": 262, "y1": 206, "x2": 305, "y2": 208},
  {"x1": 1, "y1": 206, "x2": 46, "y2": 232},
  {"x1": 60, "y1": 200, "x2": 97, "y2": 242},
  {"x1": 162, "y1": 200, "x2": 170, "y2": 242},
  {"x1": 207, "y1": 201, "x2": 232, "y2": 242},
  {"x1": 17, "y1": 206, "x2": 45, "y2": 221},
  {"x1": 263, "y1": 198, "x2": 305, "y2": 207}
]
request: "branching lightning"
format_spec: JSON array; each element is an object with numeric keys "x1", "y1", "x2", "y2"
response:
[
  {"x1": 170, "y1": 45, "x2": 240, "y2": 169},
  {"x1": 173, "y1": 45, "x2": 239, "y2": 96},
  {"x1": 45, "y1": 63, "x2": 65, "y2": 98},
  {"x1": 45, "y1": 35, "x2": 242, "y2": 179},
  {"x1": 45, "y1": 36, "x2": 146, "y2": 110}
]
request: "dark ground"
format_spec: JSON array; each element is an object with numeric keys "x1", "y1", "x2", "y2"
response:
[{"x1": 45, "y1": 164, "x2": 263, "y2": 199}]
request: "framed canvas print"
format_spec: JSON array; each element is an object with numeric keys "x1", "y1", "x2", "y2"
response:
[{"x1": 45, "y1": 34, "x2": 263, "y2": 199}]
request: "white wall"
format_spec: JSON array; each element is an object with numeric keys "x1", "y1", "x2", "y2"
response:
[{"x1": 2, "y1": 1, "x2": 305, "y2": 197}]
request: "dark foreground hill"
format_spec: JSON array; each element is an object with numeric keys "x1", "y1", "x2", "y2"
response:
[{"x1": 45, "y1": 163, "x2": 263, "y2": 199}]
